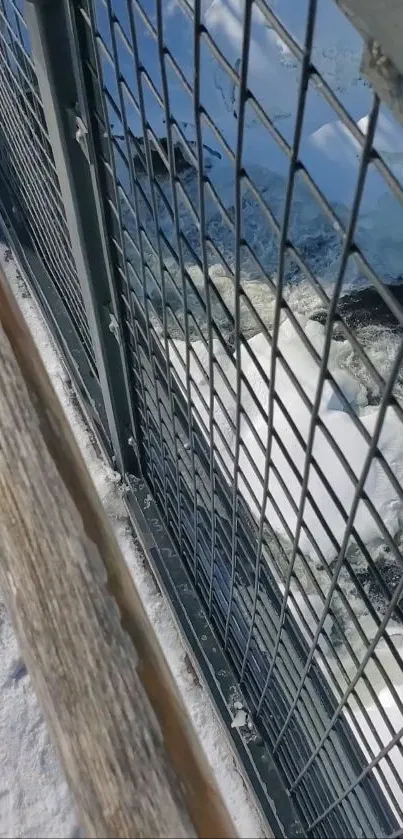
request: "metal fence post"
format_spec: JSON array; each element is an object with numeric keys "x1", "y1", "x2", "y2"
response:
[{"x1": 24, "y1": 0, "x2": 137, "y2": 477}]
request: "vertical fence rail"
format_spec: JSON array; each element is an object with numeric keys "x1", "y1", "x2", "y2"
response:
[{"x1": 24, "y1": 0, "x2": 137, "y2": 476}]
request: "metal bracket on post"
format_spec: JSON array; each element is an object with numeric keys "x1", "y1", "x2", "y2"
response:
[
  {"x1": 107, "y1": 311, "x2": 121, "y2": 346},
  {"x1": 361, "y1": 39, "x2": 403, "y2": 127},
  {"x1": 24, "y1": 0, "x2": 137, "y2": 476},
  {"x1": 335, "y1": 0, "x2": 403, "y2": 77},
  {"x1": 66, "y1": 107, "x2": 91, "y2": 162},
  {"x1": 336, "y1": 0, "x2": 403, "y2": 125}
]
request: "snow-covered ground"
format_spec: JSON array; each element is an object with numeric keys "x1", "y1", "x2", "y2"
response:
[{"x1": 0, "y1": 244, "x2": 265, "y2": 838}]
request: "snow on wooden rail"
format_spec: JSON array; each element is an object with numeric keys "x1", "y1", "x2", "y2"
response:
[{"x1": 0, "y1": 267, "x2": 235, "y2": 839}]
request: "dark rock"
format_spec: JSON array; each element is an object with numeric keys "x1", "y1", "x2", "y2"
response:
[
  {"x1": 309, "y1": 283, "x2": 403, "y2": 332},
  {"x1": 309, "y1": 310, "x2": 327, "y2": 326},
  {"x1": 130, "y1": 136, "x2": 222, "y2": 178},
  {"x1": 338, "y1": 284, "x2": 403, "y2": 330},
  {"x1": 132, "y1": 136, "x2": 194, "y2": 177},
  {"x1": 353, "y1": 549, "x2": 403, "y2": 621}
]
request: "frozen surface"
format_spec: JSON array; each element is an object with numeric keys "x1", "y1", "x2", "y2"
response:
[
  {"x1": 167, "y1": 269, "x2": 403, "y2": 822},
  {"x1": 0, "y1": 611, "x2": 77, "y2": 839},
  {"x1": 104, "y1": 0, "x2": 403, "y2": 280},
  {"x1": 171, "y1": 315, "x2": 403, "y2": 562},
  {"x1": 0, "y1": 244, "x2": 264, "y2": 839}
]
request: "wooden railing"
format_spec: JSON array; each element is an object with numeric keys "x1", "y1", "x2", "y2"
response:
[{"x1": 0, "y1": 267, "x2": 236, "y2": 839}]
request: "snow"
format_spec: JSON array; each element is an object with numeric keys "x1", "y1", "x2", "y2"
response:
[
  {"x1": 0, "y1": 615, "x2": 77, "y2": 839},
  {"x1": 111, "y1": 0, "x2": 369, "y2": 150},
  {"x1": 105, "y1": 0, "x2": 403, "y2": 287},
  {"x1": 167, "y1": 272, "x2": 403, "y2": 822},
  {"x1": 169, "y1": 297, "x2": 403, "y2": 560},
  {"x1": 0, "y1": 244, "x2": 265, "y2": 839}
]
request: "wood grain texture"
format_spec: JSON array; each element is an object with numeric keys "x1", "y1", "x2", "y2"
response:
[{"x1": 0, "y1": 267, "x2": 236, "y2": 839}]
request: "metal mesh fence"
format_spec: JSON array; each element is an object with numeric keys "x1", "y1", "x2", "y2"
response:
[
  {"x1": 69, "y1": 0, "x2": 403, "y2": 835},
  {"x1": 0, "y1": 0, "x2": 97, "y2": 373},
  {"x1": 2, "y1": 0, "x2": 403, "y2": 835}
]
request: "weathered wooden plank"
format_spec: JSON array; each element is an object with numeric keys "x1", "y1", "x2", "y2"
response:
[{"x1": 0, "y1": 267, "x2": 236, "y2": 839}]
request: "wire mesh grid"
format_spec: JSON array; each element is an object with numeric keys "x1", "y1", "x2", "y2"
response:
[
  {"x1": 0, "y1": 0, "x2": 97, "y2": 373},
  {"x1": 39, "y1": 0, "x2": 403, "y2": 834}
]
